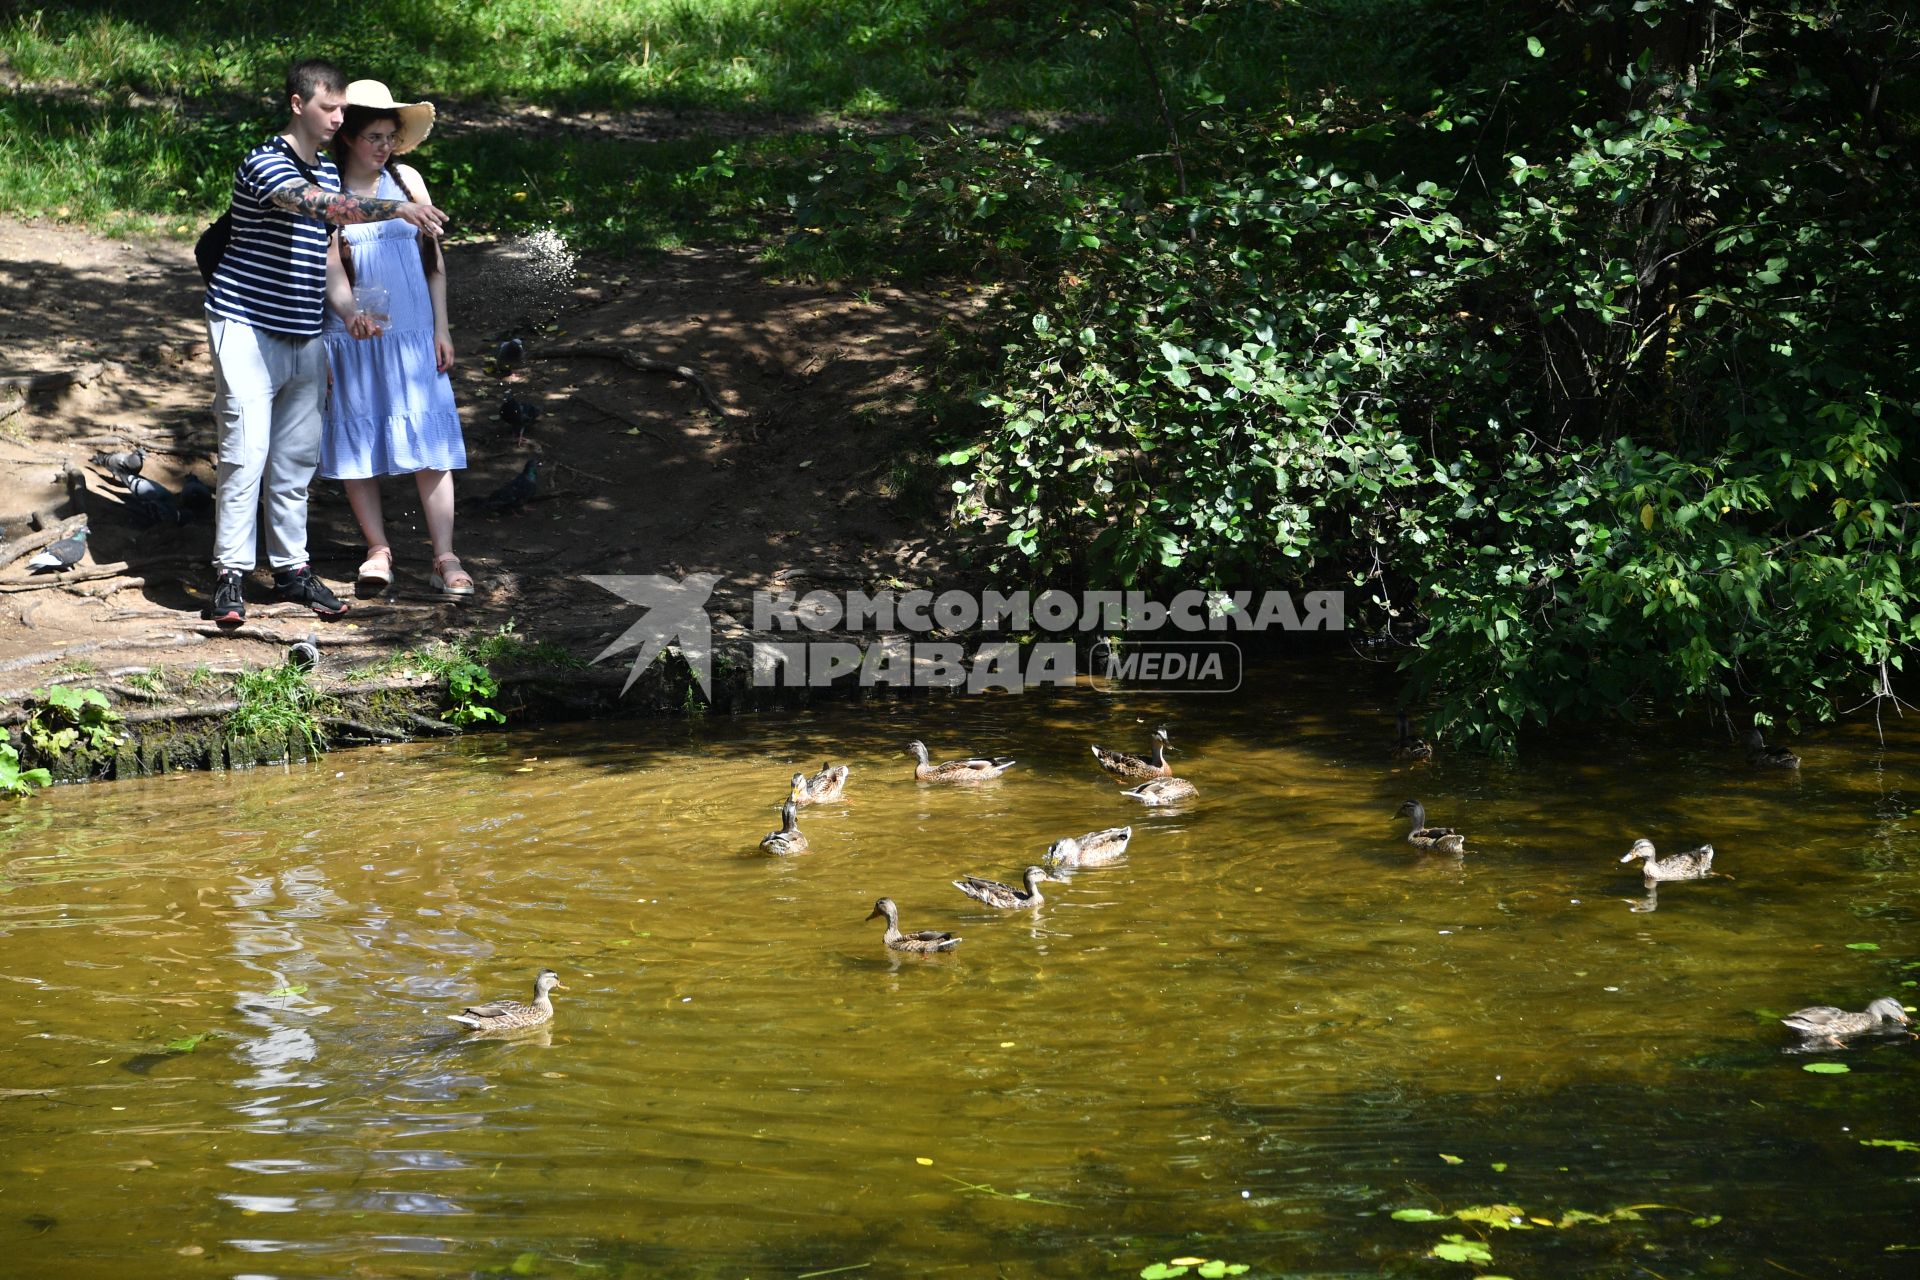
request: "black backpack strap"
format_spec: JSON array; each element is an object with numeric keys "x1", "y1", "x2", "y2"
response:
[{"x1": 270, "y1": 135, "x2": 320, "y2": 186}]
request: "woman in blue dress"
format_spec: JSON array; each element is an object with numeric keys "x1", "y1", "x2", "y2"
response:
[{"x1": 321, "y1": 80, "x2": 473, "y2": 597}]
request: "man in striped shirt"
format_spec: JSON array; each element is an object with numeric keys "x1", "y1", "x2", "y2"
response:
[{"x1": 203, "y1": 57, "x2": 449, "y2": 626}]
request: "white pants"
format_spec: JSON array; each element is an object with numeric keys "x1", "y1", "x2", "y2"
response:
[{"x1": 205, "y1": 314, "x2": 325, "y2": 572}]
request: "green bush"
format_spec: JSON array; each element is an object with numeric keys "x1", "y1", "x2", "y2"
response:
[
  {"x1": 802, "y1": 0, "x2": 1920, "y2": 753},
  {"x1": 24, "y1": 687, "x2": 125, "y2": 759},
  {"x1": 0, "y1": 727, "x2": 53, "y2": 798}
]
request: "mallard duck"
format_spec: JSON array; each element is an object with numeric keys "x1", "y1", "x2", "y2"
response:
[
  {"x1": 1397, "y1": 800, "x2": 1465, "y2": 854},
  {"x1": 798, "y1": 760, "x2": 849, "y2": 803},
  {"x1": 1619, "y1": 837, "x2": 1713, "y2": 882},
  {"x1": 760, "y1": 791, "x2": 808, "y2": 856},
  {"x1": 1091, "y1": 726, "x2": 1173, "y2": 780},
  {"x1": 1781, "y1": 997, "x2": 1911, "y2": 1045},
  {"x1": 448, "y1": 969, "x2": 564, "y2": 1032},
  {"x1": 1124, "y1": 776, "x2": 1197, "y2": 805},
  {"x1": 908, "y1": 739, "x2": 1016, "y2": 782},
  {"x1": 1391, "y1": 712, "x2": 1433, "y2": 762},
  {"x1": 866, "y1": 897, "x2": 961, "y2": 952},
  {"x1": 954, "y1": 865, "x2": 1051, "y2": 909},
  {"x1": 1745, "y1": 727, "x2": 1800, "y2": 769},
  {"x1": 1043, "y1": 825, "x2": 1133, "y2": 870}
]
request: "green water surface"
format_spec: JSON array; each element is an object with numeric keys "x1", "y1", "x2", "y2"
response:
[{"x1": 2, "y1": 664, "x2": 1916, "y2": 1278}]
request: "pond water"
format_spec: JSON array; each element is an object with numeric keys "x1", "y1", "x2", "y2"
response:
[{"x1": 2, "y1": 659, "x2": 1916, "y2": 1278}]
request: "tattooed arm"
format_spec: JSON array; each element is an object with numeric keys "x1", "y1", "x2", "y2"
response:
[{"x1": 272, "y1": 183, "x2": 448, "y2": 237}]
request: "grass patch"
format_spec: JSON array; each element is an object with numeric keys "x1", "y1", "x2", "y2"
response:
[
  {"x1": 4, "y1": 0, "x2": 1172, "y2": 114},
  {"x1": 349, "y1": 621, "x2": 583, "y2": 727},
  {"x1": 227, "y1": 663, "x2": 333, "y2": 755},
  {"x1": 469, "y1": 623, "x2": 588, "y2": 670},
  {"x1": 0, "y1": 1, "x2": 1418, "y2": 254},
  {"x1": 0, "y1": 90, "x2": 826, "y2": 255}
]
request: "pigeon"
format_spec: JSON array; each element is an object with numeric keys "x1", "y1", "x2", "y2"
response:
[
  {"x1": 90, "y1": 446, "x2": 144, "y2": 484},
  {"x1": 178, "y1": 473, "x2": 215, "y2": 518},
  {"x1": 499, "y1": 392, "x2": 543, "y2": 443},
  {"x1": 494, "y1": 337, "x2": 525, "y2": 375},
  {"x1": 27, "y1": 525, "x2": 89, "y2": 572},
  {"x1": 483, "y1": 460, "x2": 540, "y2": 515},
  {"x1": 288, "y1": 632, "x2": 319, "y2": 671},
  {"x1": 124, "y1": 474, "x2": 182, "y2": 527}
]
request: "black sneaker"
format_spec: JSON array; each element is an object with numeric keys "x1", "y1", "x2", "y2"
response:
[
  {"x1": 272, "y1": 564, "x2": 350, "y2": 618},
  {"x1": 206, "y1": 569, "x2": 246, "y2": 627}
]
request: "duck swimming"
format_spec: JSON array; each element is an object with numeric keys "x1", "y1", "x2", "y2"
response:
[
  {"x1": 1391, "y1": 712, "x2": 1433, "y2": 762},
  {"x1": 866, "y1": 897, "x2": 962, "y2": 952},
  {"x1": 953, "y1": 865, "x2": 1051, "y2": 909},
  {"x1": 448, "y1": 969, "x2": 565, "y2": 1032},
  {"x1": 1620, "y1": 838, "x2": 1713, "y2": 882},
  {"x1": 1091, "y1": 726, "x2": 1173, "y2": 781},
  {"x1": 1042, "y1": 826, "x2": 1133, "y2": 870},
  {"x1": 1397, "y1": 800, "x2": 1465, "y2": 854},
  {"x1": 760, "y1": 789, "x2": 809, "y2": 856},
  {"x1": 1123, "y1": 777, "x2": 1197, "y2": 806},
  {"x1": 908, "y1": 740, "x2": 1016, "y2": 782},
  {"x1": 1780, "y1": 997, "x2": 1910, "y2": 1046},
  {"x1": 1745, "y1": 727, "x2": 1800, "y2": 769},
  {"x1": 799, "y1": 760, "x2": 850, "y2": 803}
]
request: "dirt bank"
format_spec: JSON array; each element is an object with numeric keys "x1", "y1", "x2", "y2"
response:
[{"x1": 0, "y1": 214, "x2": 979, "y2": 774}]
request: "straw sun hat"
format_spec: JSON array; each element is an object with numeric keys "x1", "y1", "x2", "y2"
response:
[{"x1": 342, "y1": 79, "x2": 435, "y2": 154}]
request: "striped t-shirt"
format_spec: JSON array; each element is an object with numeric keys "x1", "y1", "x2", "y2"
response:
[{"x1": 204, "y1": 139, "x2": 340, "y2": 338}]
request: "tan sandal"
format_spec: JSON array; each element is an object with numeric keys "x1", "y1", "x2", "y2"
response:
[
  {"x1": 356, "y1": 545, "x2": 393, "y2": 596},
  {"x1": 430, "y1": 552, "x2": 476, "y2": 598}
]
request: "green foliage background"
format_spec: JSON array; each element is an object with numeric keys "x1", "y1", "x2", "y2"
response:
[
  {"x1": 3, "y1": 0, "x2": 1915, "y2": 752},
  {"x1": 788, "y1": 0, "x2": 1920, "y2": 753}
]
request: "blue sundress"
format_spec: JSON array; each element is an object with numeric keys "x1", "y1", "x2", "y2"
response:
[{"x1": 321, "y1": 170, "x2": 466, "y2": 477}]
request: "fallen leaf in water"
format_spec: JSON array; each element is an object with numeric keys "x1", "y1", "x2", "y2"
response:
[{"x1": 1439, "y1": 1152, "x2": 1464, "y2": 1164}]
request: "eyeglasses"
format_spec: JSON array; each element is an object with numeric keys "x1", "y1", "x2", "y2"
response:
[{"x1": 359, "y1": 132, "x2": 400, "y2": 149}]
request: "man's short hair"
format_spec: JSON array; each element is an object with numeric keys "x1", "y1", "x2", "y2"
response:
[{"x1": 286, "y1": 58, "x2": 346, "y2": 107}]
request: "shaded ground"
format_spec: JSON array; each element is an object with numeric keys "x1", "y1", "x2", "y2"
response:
[{"x1": 0, "y1": 213, "x2": 979, "y2": 710}]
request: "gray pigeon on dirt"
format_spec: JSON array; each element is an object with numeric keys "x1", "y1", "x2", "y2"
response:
[
  {"x1": 483, "y1": 460, "x2": 539, "y2": 515},
  {"x1": 90, "y1": 446, "x2": 144, "y2": 486},
  {"x1": 499, "y1": 393, "x2": 543, "y2": 444},
  {"x1": 125, "y1": 474, "x2": 182, "y2": 526},
  {"x1": 27, "y1": 526, "x2": 89, "y2": 572},
  {"x1": 494, "y1": 337, "x2": 525, "y2": 374}
]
